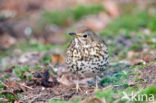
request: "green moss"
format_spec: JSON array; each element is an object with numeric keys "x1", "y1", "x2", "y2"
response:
[
  {"x1": 13, "y1": 65, "x2": 44, "y2": 80},
  {"x1": 95, "y1": 88, "x2": 115, "y2": 102},
  {"x1": 100, "y1": 63, "x2": 130, "y2": 87},
  {"x1": 137, "y1": 65, "x2": 144, "y2": 70},
  {"x1": 0, "y1": 84, "x2": 4, "y2": 91},
  {"x1": 135, "y1": 86, "x2": 156, "y2": 102},
  {"x1": 100, "y1": 10, "x2": 156, "y2": 60},
  {"x1": 41, "y1": 56, "x2": 51, "y2": 65},
  {"x1": 100, "y1": 11, "x2": 156, "y2": 37},
  {"x1": 15, "y1": 41, "x2": 52, "y2": 52},
  {"x1": 0, "y1": 41, "x2": 53, "y2": 65},
  {"x1": 72, "y1": 5, "x2": 104, "y2": 20},
  {"x1": 0, "y1": 48, "x2": 14, "y2": 58},
  {"x1": 42, "y1": 4, "x2": 104, "y2": 26},
  {"x1": 0, "y1": 93, "x2": 16, "y2": 102},
  {"x1": 147, "y1": 16, "x2": 156, "y2": 31},
  {"x1": 13, "y1": 65, "x2": 31, "y2": 80},
  {"x1": 43, "y1": 10, "x2": 70, "y2": 26},
  {"x1": 33, "y1": 64, "x2": 42, "y2": 70},
  {"x1": 6, "y1": 93, "x2": 15, "y2": 102},
  {"x1": 140, "y1": 86, "x2": 156, "y2": 97},
  {"x1": 48, "y1": 98, "x2": 79, "y2": 103},
  {"x1": 94, "y1": 86, "x2": 156, "y2": 103},
  {"x1": 12, "y1": 64, "x2": 45, "y2": 80}
]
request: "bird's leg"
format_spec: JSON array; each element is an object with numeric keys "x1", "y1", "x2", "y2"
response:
[
  {"x1": 75, "y1": 72, "x2": 81, "y2": 92},
  {"x1": 95, "y1": 75, "x2": 99, "y2": 90},
  {"x1": 72, "y1": 72, "x2": 82, "y2": 92},
  {"x1": 76, "y1": 78, "x2": 79, "y2": 92}
]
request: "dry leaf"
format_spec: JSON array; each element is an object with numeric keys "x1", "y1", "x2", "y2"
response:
[
  {"x1": 0, "y1": 33, "x2": 16, "y2": 48},
  {"x1": 143, "y1": 55, "x2": 155, "y2": 63},
  {"x1": 4, "y1": 80, "x2": 21, "y2": 92},
  {"x1": 103, "y1": 0, "x2": 120, "y2": 18},
  {"x1": 51, "y1": 54, "x2": 65, "y2": 65},
  {"x1": 57, "y1": 74, "x2": 72, "y2": 86},
  {"x1": 14, "y1": 100, "x2": 20, "y2": 103},
  {"x1": 76, "y1": 12, "x2": 111, "y2": 31}
]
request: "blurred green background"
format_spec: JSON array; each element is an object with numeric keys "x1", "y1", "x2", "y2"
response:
[{"x1": 0, "y1": 0, "x2": 156, "y2": 103}]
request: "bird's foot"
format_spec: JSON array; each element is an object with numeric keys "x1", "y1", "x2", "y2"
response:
[
  {"x1": 87, "y1": 80, "x2": 99, "y2": 91},
  {"x1": 76, "y1": 83, "x2": 82, "y2": 93},
  {"x1": 72, "y1": 83, "x2": 83, "y2": 93},
  {"x1": 94, "y1": 83, "x2": 99, "y2": 91}
]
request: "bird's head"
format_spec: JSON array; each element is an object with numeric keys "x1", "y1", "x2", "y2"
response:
[{"x1": 69, "y1": 26, "x2": 100, "y2": 47}]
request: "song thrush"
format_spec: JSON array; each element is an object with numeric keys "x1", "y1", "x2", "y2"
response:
[{"x1": 66, "y1": 26, "x2": 109, "y2": 92}]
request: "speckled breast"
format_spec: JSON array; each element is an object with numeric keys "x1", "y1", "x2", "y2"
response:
[{"x1": 66, "y1": 43, "x2": 109, "y2": 77}]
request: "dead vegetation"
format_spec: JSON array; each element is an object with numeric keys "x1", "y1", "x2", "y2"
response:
[{"x1": 0, "y1": 0, "x2": 156, "y2": 103}]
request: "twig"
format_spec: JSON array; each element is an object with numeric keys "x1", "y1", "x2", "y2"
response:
[
  {"x1": 18, "y1": 83, "x2": 33, "y2": 90},
  {"x1": 28, "y1": 94, "x2": 42, "y2": 103},
  {"x1": 0, "y1": 81, "x2": 8, "y2": 88},
  {"x1": 0, "y1": 97, "x2": 8, "y2": 102}
]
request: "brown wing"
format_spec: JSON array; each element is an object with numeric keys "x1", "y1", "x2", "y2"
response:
[{"x1": 65, "y1": 40, "x2": 73, "y2": 57}]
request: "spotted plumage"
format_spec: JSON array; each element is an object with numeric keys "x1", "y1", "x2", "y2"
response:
[{"x1": 66, "y1": 26, "x2": 109, "y2": 91}]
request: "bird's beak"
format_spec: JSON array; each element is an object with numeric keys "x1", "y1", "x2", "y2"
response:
[{"x1": 69, "y1": 32, "x2": 80, "y2": 38}]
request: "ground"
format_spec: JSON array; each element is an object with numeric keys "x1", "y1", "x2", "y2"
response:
[{"x1": 0, "y1": 0, "x2": 156, "y2": 103}]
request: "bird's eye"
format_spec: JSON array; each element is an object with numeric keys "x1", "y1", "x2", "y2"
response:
[{"x1": 83, "y1": 34, "x2": 88, "y2": 38}]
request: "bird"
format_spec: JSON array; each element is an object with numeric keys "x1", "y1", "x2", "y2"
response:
[{"x1": 65, "y1": 26, "x2": 109, "y2": 92}]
